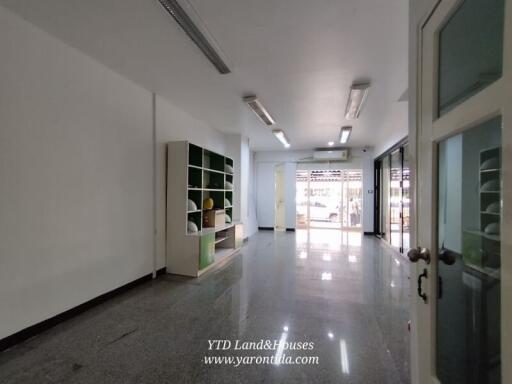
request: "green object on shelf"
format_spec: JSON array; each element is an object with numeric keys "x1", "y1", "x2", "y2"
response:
[
  {"x1": 199, "y1": 233, "x2": 215, "y2": 269},
  {"x1": 462, "y1": 231, "x2": 483, "y2": 268}
]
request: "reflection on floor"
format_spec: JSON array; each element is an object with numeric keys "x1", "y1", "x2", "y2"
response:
[{"x1": 0, "y1": 230, "x2": 410, "y2": 384}]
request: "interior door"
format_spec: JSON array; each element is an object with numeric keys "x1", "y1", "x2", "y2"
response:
[
  {"x1": 411, "y1": 0, "x2": 512, "y2": 383},
  {"x1": 274, "y1": 164, "x2": 286, "y2": 231}
]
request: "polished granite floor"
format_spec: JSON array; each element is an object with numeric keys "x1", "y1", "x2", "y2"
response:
[{"x1": 0, "y1": 230, "x2": 410, "y2": 384}]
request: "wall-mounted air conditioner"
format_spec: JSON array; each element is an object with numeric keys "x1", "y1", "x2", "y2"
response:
[{"x1": 313, "y1": 149, "x2": 349, "y2": 161}]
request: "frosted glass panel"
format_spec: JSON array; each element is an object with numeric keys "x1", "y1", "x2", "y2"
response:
[{"x1": 438, "y1": 0, "x2": 504, "y2": 116}]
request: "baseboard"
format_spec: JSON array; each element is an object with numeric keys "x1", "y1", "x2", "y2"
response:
[
  {"x1": 286, "y1": 228, "x2": 296, "y2": 232},
  {"x1": 363, "y1": 231, "x2": 375, "y2": 235},
  {"x1": 258, "y1": 227, "x2": 274, "y2": 231},
  {"x1": 0, "y1": 267, "x2": 166, "y2": 352}
]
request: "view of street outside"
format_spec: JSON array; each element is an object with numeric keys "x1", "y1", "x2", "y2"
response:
[{"x1": 296, "y1": 170, "x2": 363, "y2": 230}]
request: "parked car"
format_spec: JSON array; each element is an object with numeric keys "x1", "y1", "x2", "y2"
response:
[{"x1": 297, "y1": 201, "x2": 340, "y2": 222}]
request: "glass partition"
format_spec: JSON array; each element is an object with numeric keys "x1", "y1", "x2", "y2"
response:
[{"x1": 375, "y1": 142, "x2": 410, "y2": 254}]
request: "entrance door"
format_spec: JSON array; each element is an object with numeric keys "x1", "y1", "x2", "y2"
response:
[
  {"x1": 275, "y1": 164, "x2": 286, "y2": 231},
  {"x1": 295, "y1": 169, "x2": 363, "y2": 230},
  {"x1": 411, "y1": 0, "x2": 511, "y2": 383}
]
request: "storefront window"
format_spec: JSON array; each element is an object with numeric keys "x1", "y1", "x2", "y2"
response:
[{"x1": 375, "y1": 142, "x2": 409, "y2": 254}]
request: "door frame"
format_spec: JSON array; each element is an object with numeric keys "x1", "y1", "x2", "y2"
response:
[{"x1": 409, "y1": 0, "x2": 512, "y2": 383}]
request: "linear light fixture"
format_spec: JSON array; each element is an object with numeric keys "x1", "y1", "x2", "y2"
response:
[
  {"x1": 158, "y1": 0, "x2": 231, "y2": 74},
  {"x1": 345, "y1": 83, "x2": 370, "y2": 120},
  {"x1": 339, "y1": 126, "x2": 352, "y2": 144},
  {"x1": 243, "y1": 96, "x2": 275, "y2": 126},
  {"x1": 272, "y1": 129, "x2": 290, "y2": 148}
]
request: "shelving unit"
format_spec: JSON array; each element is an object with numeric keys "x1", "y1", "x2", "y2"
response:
[
  {"x1": 462, "y1": 146, "x2": 501, "y2": 276},
  {"x1": 166, "y1": 141, "x2": 243, "y2": 277}
]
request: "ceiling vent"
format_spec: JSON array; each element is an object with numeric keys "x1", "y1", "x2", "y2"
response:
[
  {"x1": 158, "y1": 0, "x2": 231, "y2": 74},
  {"x1": 313, "y1": 149, "x2": 349, "y2": 161}
]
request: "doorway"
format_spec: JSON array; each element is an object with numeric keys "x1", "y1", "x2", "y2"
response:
[
  {"x1": 274, "y1": 164, "x2": 286, "y2": 231},
  {"x1": 296, "y1": 169, "x2": 363, "y2": 230}
]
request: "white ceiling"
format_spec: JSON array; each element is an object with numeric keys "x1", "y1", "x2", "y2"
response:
[{"x1": 0, "y1": 0, "x2": 409, "y2": 151}]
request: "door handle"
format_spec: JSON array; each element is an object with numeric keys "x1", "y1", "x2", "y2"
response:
[
  {"x1": 408, "y1": 247, "x2": 431, "y2": 264},
  {"x1": 418, "y1": 268, "x2": 428, "y2": 303},
  {"x1": 438, "y1": 247, "x2": 457, "y2": 265}
]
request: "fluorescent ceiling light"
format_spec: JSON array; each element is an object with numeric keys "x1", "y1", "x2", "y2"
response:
[
  {"x1": 345, "y1": 83, "x2": 370, "y2": 120},
  {"x1": 158, "y1": 0, "x2": 231, "y2": 74},
  {"x1": 272, "y1": 129, "x2": 290, "y2": 148},
  {"x1": 244, "y1": 96, "x2": 275, "y2": 126},
  {"x1": 328, "y1": 141, "x2": 335, "y2": 147},
  {"x1": 339, "y1": 126, "x2": 352, "y2": 144}
]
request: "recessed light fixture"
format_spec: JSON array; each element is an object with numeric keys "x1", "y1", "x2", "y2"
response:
[
  {"x1": 345, "y1": 83, "x2": 370, "y2": 120},
  {"x1": 158, "y1": 0, "x2": 231, "y2": 74},
  {"x1": 273, "y1": 129, "x2": 290, "y2": 148},
  {"x1": 243, "y1": 96, "x2": 275, "y2": 126},
  {"x1": 339, "y1": 126, "x2": 352, "y2": 144},
  {"x1": 328, "y1": 141, "x2": 335, "y2": 147}
]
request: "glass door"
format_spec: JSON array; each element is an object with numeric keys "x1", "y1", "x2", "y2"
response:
[
  {"x1": 296, "y1": 170, "x2": 309, "y2": 229},
  {"x1": 306, "y1": 170, "x2": 342, "y2": 229},
  {"x1": 390, "y1": 149, "x2": 403, "y2": 250},
  {"x1": 381, "y1": 156, "x2": 390, "y2": 240},
  {"x1": 375, "y1": 146, "x2": 409, "y2": 253},
  {"x1": 402, "y1": 145, "x2": 411, "y2": 252},
  {"x1": 437, "y1": 118, "x2": 502, "y2": 384},
  {"x1": 295, "y1": 169, "x2": 362, "y2": 230},
  {"x1": 342, "y1": 170, "x2": 363, "y2": 230},
  {"x1": 411, "y1": 0, "x2": 510, "y2": 382}
]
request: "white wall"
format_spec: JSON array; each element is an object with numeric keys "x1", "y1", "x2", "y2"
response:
[
  {"x1": 224, "y1": 134, "x2": 258, "y2": 239},
  {"x1": 0, "y1": 5, "x2": 258, "y2": 341},
  {"x1": 0, "y1": 6, "x2": 153, "y2": 339},
  {"x1": 255, "y1": 149, "x2": 374, "y2": 232},
  {"x1": 245, "y1": 151, "x2": 259, "y2": 237},
  {"x1": 256, "y1": 162, "x2": 276, "y2": 228}
]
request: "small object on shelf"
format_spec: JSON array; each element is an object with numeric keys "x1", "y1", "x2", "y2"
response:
[
  {"x1": 225, "y1": 214, "x2": 232, "y2": 224},
  {"x1": 484, "y1": 222, "x2": 500, "y2": 235},
  {"x1": 187, "y1": 220, "x2": 199, "y2": 233},
  {"x1": 207, "y1": 181, "x2": 222, "y2": 189},
  {"x1": 481, "y1": 179, "x2": 500, "y2": 191},
  {"x1": 224, "y1": 198, "x2": 231, "y2": 207},
  {"x1": 203, "y1": 197, "x2": 214, "y2": 210},
  {"x1": 203, "y1": 209, "x2": 226, "y2": 229},
  {"x1": 225, "y1": 181, "x2": 233, "y2": 190},
  {"x1": 225, "y1": 164, "x2": 234, "y2": 174},
  {"x1": 188, "y1": 199, "x2": 197, "y2": 211},
  {"x1": 485, "y1": 202, "x2": 500, "y2": 214},
  {"x1": 480, "y1": 157, "x2": 499, "y2": 170}
]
